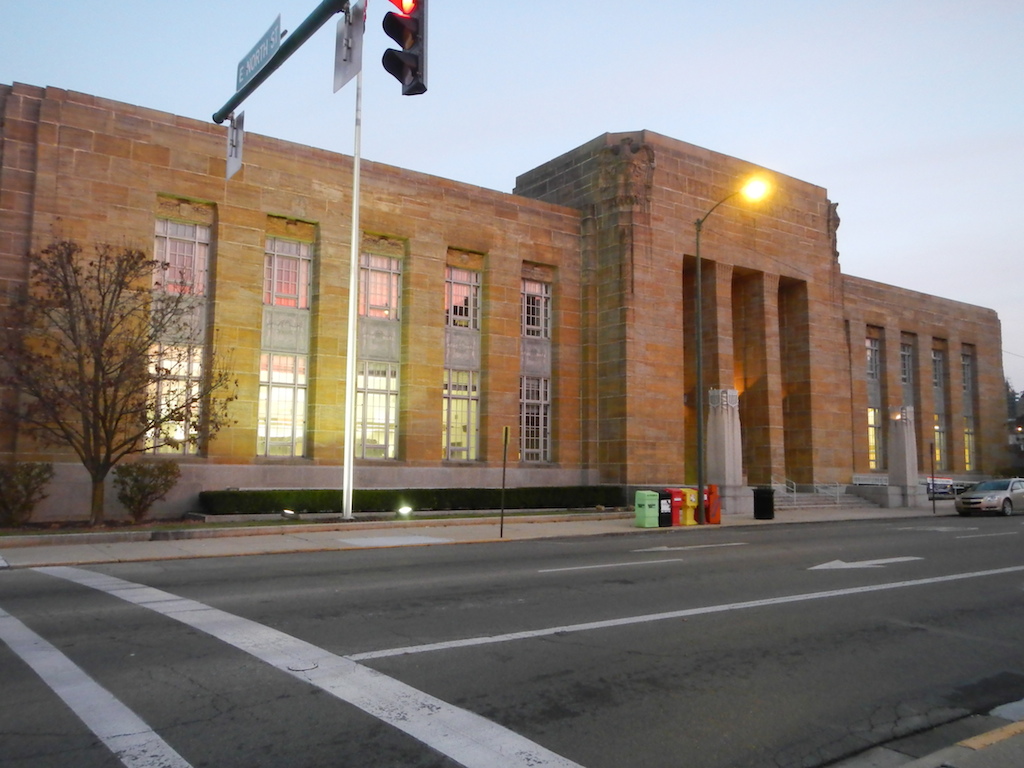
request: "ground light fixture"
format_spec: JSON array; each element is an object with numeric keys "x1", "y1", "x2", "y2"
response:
[
  {"x1": 693, "y1": 175, "x2": 772, "y2": 523},
  {"x1": 397, "y1": 506, "x2": 413, "y2": 518}
]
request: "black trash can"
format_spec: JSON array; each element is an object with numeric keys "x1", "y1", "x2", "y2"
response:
[{"x1": 753, "y1": 486, "x2": 775, "y2": 520}]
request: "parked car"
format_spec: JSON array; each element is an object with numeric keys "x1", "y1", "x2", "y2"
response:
[{"x1": 954, "y1": 478, "x2": 1024, "y2": 516}]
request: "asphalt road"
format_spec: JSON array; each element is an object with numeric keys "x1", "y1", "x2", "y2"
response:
[{"x1": 2, "y1": 514, "x2": 1024, "y2": 768}]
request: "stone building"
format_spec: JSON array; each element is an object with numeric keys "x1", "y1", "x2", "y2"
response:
[{"x1": 0, "y1": 83, "x2": 1006, "y2": 518}]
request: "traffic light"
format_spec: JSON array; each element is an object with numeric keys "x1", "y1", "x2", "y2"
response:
[{"x1": 382, "y1": 0, "x2": 427, "y2": 95}]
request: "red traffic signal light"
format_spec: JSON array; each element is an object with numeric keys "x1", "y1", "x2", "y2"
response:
[{"x1": 382, "y1": 0, "x2": 427, "y2": 95}]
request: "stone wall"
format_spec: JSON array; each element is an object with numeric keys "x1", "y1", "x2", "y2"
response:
[
  {"x1": 0, "y1": 83, "x2": 590, "y2": 521},
  {"x1": 842, "y1": 275, "x2": 1004, "y2": 477}
]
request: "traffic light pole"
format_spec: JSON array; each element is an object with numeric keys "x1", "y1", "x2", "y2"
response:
[
  {"x1": 213, "y1": 0, "x2": 350, "y2": 124},
  {"x1": 341, "y1": 69, "x2": 363, "y2": 521},
  {"x1": 213, "y1": 0, "x2": 364, "y2": 519},
  {"x1": 214, "y1": 1, "x2": 419, "y2": 519}
]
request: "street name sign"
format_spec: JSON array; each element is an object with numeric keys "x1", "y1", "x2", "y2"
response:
[{"x1": 237, "y1": 16, "x2": 282, "y2": 92}]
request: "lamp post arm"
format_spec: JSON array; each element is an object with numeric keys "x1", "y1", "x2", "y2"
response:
[{"x1": 695, "y1": 190, "x2": 740, "y2": 230}]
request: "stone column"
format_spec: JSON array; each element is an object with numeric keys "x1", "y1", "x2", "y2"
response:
[
  {"x1": 889, "y1": 406, "x2": 922, "y2": 507},
  {"x1": 707, "y1": 388, "x2": 754, "y2": 515},
  {"x1": 703, "y1": 262, "x2": 735, "y2": 389}
]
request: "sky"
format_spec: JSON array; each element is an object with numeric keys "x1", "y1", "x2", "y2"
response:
[{"x1": 3, "y1": 0, "x2": 1023, "y2": 390}]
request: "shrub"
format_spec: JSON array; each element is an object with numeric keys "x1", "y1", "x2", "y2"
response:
[
  {"x1": 113, "y1": 461, "x2": 182, "y2": 522},
  {"x1": 198, "y1": 486, "x2": 627, "y2": 516},
  {"x1": 0, "y1": 462, "x2": 55, "y2": 526}
]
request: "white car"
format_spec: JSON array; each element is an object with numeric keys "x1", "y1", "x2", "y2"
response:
[{"x1": 954, "y1": 478, "x2": 1024, "y2": 516}]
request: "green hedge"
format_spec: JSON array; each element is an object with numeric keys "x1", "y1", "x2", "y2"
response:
[{"x1": 198, "y1": 486, "x2": 626, "y2": 516}]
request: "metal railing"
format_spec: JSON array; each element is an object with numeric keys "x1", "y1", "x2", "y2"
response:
[
  {"x1": 771, "y1": 476, "x2": 797, "y2": 504},
  {"x1": 768, "y1": 478, "x2": 847, "y2": 505},
  {"x1": 813, "y1": 482, "x2": 843, "y2": 503}
]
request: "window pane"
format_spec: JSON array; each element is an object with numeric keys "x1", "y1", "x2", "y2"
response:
[
  {"x1": 264, "y1": 239, "x2": 312, "y2": 309},
  {"x1": 964, "y1": 416, "x2": 976, "y2": 471},
  {"x1": 445, "y1": 267, "x2": 479, "y2": 329},
  {"x1": 900, "y1": 343, "x2": 913, "y2": 384},
  {"x1": 522, "y1": 280, "x2": 551, "y2": 338},
  {"x1": 356, "y1": 361, "x2": 399, "y2": 459},
  {"x1": 148, "y1": 342, "x2": 204, "y2": 454},
  {"x1": 865, "y1": 338, "x2": 880, "y2": 380},
  {"x1": 520, "y1": 375, "x2": 550, "y2": 462},
  {"x1": 155, "y1": 219, "x2": 209, "y2": 295},
  {"x1": 257, "y1": 353, "x2": 307, "y2": 457},
  {"x1": 866, "y1": 407, "x2": 884, "y2": 470},
  {"x1": 360, "y1": 254, "x2": 401, "y2": 319},
  {"x1": 443, "y1": 369, "x2": 479, "y2": 460}
]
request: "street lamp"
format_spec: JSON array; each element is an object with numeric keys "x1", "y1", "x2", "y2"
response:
[{"x1": 693, "y1": 177, "x2": 771, "y2": 523}]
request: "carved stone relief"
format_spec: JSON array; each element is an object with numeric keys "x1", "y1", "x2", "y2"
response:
[
  {"x1": 445, "y1": 327, "x2": 480, "y2": 370},
  {"x1": 520, "y1": 337, "x2": 552, "y2": 377},
  {"x1": 358, "y1": 317, "x2": 401, "y2": 362},
  {"x1": 261, "y1": 307, "x2": 310, "y2": 354}
]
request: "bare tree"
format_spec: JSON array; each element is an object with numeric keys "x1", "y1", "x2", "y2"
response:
[{"x1": 0, "y1": 240, "x2": 234, "y2": 525}]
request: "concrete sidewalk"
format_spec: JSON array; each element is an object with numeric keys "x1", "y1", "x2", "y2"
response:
[
  {"x1": 2, "y1": 500, "x2": 1022, "y2": 768},
  {"x1": 0, "y1": 502, "x2": 954, "y2": 570}
]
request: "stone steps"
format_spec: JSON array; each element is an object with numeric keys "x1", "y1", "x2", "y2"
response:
[{"x1": 773, "y1": 492, "x2": 876, "y2": 510}]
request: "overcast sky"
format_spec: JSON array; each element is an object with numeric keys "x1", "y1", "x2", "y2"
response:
[{"x1": 3, "y1": 1, "x2": 1023, "y2": 390}]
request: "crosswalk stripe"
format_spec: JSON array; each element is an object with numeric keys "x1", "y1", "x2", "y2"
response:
[
  {"x1": 0, "y1": 607, "x2": 193, "y2": 768},
  {"x1": 36, "y1": 566, "x2": 583, "y2": 768}
]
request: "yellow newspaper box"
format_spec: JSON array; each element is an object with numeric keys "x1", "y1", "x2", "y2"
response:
[{"x1": 682, "y1": 487, "x2": 699, "y2": 526}]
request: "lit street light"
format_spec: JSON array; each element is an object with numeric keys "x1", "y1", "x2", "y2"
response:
[{"x1": 693, "y1": 177, "x2": 771, "y2": 523}]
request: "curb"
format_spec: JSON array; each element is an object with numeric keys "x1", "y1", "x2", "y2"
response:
[
  {"x1": 834, "y1": 702, "x2": 1024, "y2": 767},
  {"x1": 960, "y1": 718, "x2": 1024, "y2": 751},
  {"x1": 0, "y1": 511, "x2": 634, "y2": 549},
  {"x1": 900, "y1": 719, "x2": 1024, "y2": 767}
]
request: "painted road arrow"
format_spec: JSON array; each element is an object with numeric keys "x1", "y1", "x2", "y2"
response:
[
  {"x1": 809, "y1": 557, "x2": 923, "y2": 570},
  {"x1": 633, "y1": 543, "x2": 748, "y2": 553}
]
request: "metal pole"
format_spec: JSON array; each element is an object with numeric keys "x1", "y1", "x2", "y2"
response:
[
  {"x1": 213, "y1": 0, "x2": 349, "y2": 124},
  {"x1": 341, "y1": 69, "x2": 362, "y2": 520},
  {"x1": 930, "y1": 441, "x2": 936, "y2": 515},
  {"x1": 694, "y1": 219, "x2": 705, "y2": 524},
  {"x1": 500, "y1": 426, "x2": 510, "y2": 538},
  {"x1": 691, "y1": 190, "x2": 740, "y2": 525}
]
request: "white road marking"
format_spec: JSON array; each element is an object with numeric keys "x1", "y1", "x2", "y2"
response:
[
  {"x1": 36, "y1": 566, "x2": 582, "y2": 768},
  {"x1": 338, "y1": 535, "x2": 451, "y2": 547},
  {"x1": 632, "y1": 542, "x2": 748, "y2": 553},
  {"x1": 957, "y1": 532, "x2": 1020, "y2": 540},
  {"x1": 0, "y1": 607, "x2": 192, "y2": 768},
  {"x1": 538, "y1": 558, "x2": 683, "y2": 573},
  {"x1": 898, "y1": 526, "x2": 975, "y2": 532},
  {"x1": 809, "y1": 557, "x2": 924, "y2": 570},
  {"x1": 349, "y1": 564, "x2": 1024, "y2": 661}
]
